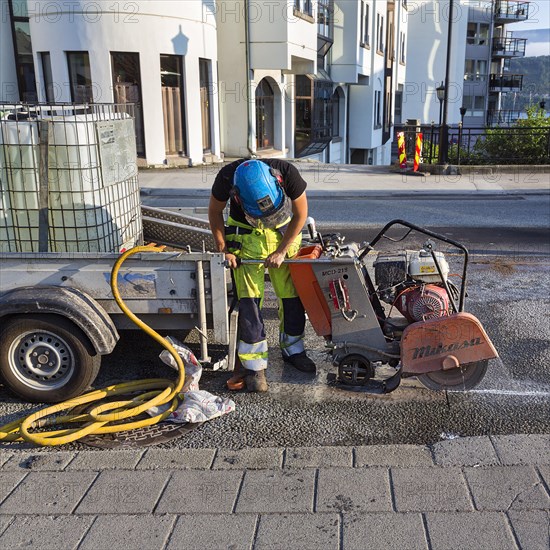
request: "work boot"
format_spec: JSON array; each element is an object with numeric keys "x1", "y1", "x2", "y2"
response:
[
  {"x1": 283, "y1": 351, "x2": 316, "y2": 373},
  {"x1": 245, "y1": 369, "x2": 268, "y2": 392},
  {"x1": 226, "y1": 357, "x2": 246, "y2": 391}
]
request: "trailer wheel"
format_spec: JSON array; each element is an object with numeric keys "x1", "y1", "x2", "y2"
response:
[
  {"x1": 0, "y1": 315, "x2": 101, "y2": 403},
  {"x1": 417, "y1": 360, "x2": 488, "y2": 391}
]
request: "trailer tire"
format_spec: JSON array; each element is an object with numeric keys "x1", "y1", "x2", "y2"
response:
[{"x1": 0, "y1": 315, "x2": 101, "y2": 403}]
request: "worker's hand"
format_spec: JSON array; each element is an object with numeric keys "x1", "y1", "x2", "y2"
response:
[
  {"x1": 265, "y1": 251, "x2": 286, "y2": 268},
  {"x1": 224, "y1": 252, "x2": 239, "y2": 269}
]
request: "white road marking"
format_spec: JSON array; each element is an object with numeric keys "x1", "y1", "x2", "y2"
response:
[{"x1": 464, "y1": 389, "x2": 550, "y2": 397}]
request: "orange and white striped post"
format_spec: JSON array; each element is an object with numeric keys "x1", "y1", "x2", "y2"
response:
[
  {"x1": 397, "y1": 132, "x2": 407, "y2": 169},
  {"x1": 413, "y1": 132, "x2": 423, "y2": 172}
]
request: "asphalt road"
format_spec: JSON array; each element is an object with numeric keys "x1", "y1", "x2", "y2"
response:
[
  {"x1": 0, "y1": 194, "x2": 548, "y2": 450},
  {"x1": 142, "y1": 192, "x2": 550, "y2": 229}
]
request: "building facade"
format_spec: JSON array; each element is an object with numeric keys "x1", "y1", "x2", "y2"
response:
[
  {"x1": 1, "y1": 0, "x2": 409, "y2": 166},
  {"x1": 402, "y1": 0, "x2": 529, "y2": 127}
]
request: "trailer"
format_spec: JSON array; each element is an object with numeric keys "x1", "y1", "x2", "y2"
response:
[{"x1": 0, "y1": 249, "x2": 232, "y2": 403}]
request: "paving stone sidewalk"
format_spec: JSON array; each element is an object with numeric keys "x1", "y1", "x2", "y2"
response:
[{"x1": 0, "y1": 435, "x2": 548, "y2": 549}]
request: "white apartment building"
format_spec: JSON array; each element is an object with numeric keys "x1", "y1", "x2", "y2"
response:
[
  {"x1": 1, "y1": 0, "x2": 221, "y2": 166},
  {"x1": 402, "y1": 0, "x2": 529, "y2": 127},
  {"x1": 1, "y1": 0, "x2": 409, "y2": 166}
]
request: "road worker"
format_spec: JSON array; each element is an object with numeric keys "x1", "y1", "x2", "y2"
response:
[{"x1": 208, "y1": 159, "x2": 316, "y2": 392}]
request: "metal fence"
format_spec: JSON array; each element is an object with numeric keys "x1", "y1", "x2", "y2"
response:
[{"x1": 395, "y1": 123, "x2": 550, "y2": 166}]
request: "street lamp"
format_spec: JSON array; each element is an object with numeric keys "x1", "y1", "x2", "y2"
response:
[
  {"x1": 436, "y1": 82, "x2": 446, "y2": 126},
  {"x1": 458, "y1": 107, "x2": 467, "y2": 166},
  {"x1": 438, "y1": 0, "x2": 455, "y2": 165}
]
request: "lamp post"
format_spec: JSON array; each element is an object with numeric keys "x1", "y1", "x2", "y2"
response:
[
  {"x1": 458, "y1": 106, "x2": 467, "y2": 165},
  {"x1": 436, "y1": 82, "x2": 445, "y2": 126},
  {"x1": 438, "y1": 0, "x2": 455, "y2": 165}
]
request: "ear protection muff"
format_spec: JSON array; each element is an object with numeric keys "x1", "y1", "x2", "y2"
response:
[
  {"x1": 270, "y1": 168, "x2": 283, "y2": 184},
  {"x1": 229, "y1": 185, "x2": 241, "y2": 205}
]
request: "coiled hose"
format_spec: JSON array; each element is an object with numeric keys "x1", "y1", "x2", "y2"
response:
[{"x1": 0, "y1": 246, "x2": 185, "y2": 446}]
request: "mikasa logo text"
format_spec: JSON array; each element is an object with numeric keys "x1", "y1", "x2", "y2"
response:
[{"x1": 412, "y1": 338, "x2": 483, "y2": 360}]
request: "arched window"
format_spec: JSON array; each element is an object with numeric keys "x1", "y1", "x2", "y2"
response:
[{"x1": 255, "y1": 79, "x2": 275, "y2": 150}]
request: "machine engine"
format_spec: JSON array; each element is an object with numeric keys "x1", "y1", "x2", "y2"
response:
[{"x1": 373, "y1": 249, "x2": 452, "y2": 323}]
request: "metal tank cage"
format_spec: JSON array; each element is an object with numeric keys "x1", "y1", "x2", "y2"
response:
[{"x1": 0, "y1": 102, "x2": 143, "y2": 253}]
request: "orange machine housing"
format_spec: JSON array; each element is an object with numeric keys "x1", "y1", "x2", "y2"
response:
[
  {"x1": 289, "y1": 245, "x2": 332, "y2": 336},
  {"x1": 401, "y1": 312, "x2": 498, "y2": 374}
]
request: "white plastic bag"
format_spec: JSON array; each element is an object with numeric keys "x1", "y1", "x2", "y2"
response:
[
  {"x1": 159, "y1": 336, "x2": 202, "y2": 392},
  {"x1": 169, "y1": 390, "x2": 235, "y2": 423}
]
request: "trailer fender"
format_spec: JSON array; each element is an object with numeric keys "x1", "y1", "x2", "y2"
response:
[{"x1": 0, "y1": 286, "x2": 118, "y2": 355}]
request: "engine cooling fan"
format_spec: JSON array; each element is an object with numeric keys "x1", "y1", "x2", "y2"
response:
[{"x1": 397, "y1": 284, "x2": 450, "y2": 322}]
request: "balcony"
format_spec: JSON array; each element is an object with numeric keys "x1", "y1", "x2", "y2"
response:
[
  {"x1": 492, "y1": 37, "x2": 527, "y2": 58},
  {"x1": 487, "y1": 109, "x2": 523, "y2": 126},
  {"x1": 494, "y1": 1, "x2": 529, "y2": 24},
  {"x1": 489, "y1": 73, "x2": 523, "y2": 92}
]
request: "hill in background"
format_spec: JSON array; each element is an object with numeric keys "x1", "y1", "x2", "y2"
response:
[{"x1": 501, "y1": 55, "x2": 550, "y2": 110}]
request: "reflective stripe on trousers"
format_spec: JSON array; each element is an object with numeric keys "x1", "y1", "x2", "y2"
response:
[{"x1": 238, "y1": 338, "x2": 268, "y2": 372}]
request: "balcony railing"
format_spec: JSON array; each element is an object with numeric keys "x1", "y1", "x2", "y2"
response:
[
  {"x1": 492, "y1": 37, "x2": 527, "y2": 58},
  {"x1": 489, "y1": 74, "x2": 523, "y2": 92},
  {"x1": 487, "y1": 110, "x2": 523, "y2": 126},
  {"x1": 494, "y1": 1, "x2": 529, "y2": 23}
]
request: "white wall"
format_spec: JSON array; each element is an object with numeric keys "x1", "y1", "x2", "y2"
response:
[
  {"x1": 28, "y1": 1, "x2": 220, "y2": 165},
  {"x1": 402, "y1": 0, "x2": 469, "y2": 125},
  {"x1": 216, "y1": 3, "x2": 252, "y2": 158},
  {"x1": 332, "y1": 1, "x2": 374, "y2": 84},
  {"x1": 0, "y1": 0, "x2": 19, "y2": 102},
  {"x1": 248, "y1": 1, "x2": 317, "y2": 73}
]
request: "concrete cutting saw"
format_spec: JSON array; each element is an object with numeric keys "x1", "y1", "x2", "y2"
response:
[{"x1": 285, "y1": 218, "x2": 498, "y2": 393}]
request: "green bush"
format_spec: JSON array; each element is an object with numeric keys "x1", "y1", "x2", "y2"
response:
[{"x1": 474, "y1": 106, "x2": 550, "y2": 165}]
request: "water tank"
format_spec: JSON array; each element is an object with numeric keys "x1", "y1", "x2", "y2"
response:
[{"x1": 0, "y1": 105, "x2": 143, "y2": 253}]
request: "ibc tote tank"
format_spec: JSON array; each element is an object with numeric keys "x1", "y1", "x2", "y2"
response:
[{"x1": 0, "y1": 104, "x2": 143, "y2": 253}]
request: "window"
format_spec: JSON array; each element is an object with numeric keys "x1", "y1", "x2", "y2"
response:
[
  {"x1": 464, "y1": 59, "x2": 487, "y2": 81},
  {"x1": 332, "y1": 90, "x2": 340, "y2": 137},
  {"x1": 376, "y1": 14, "x2": 384, "y2": 52},
  {"x1": 10, "y1": 0, "x2": 28, "y2": 17},
  {"x1": 294, "y1": 73, "x2": 334, "y2": 157},
  {"x1": 374, "y1": 90, "x2": 382, "y2": 128},
  {"x1": 395, "y1": 89, "x2": 403, "y2": 124},
  {"x1": 40, "y1": 52, "x2": 55, "y2": 102},
  {"x1": 400, "y1": 31, "x2": 406, "y2": 63},
  {"x1": 360, "y1": 1, "x2": 370, "y2": 46},
  {"x1": 467, "y1": 22, "x2": 490, "y2": 45},
  {"x1": 8, "y1": 0, "x2": 37, "y2": 101},
  {"x1": 318, "y1": 0, "x2": 332, "y2": 38},
  {"x1": 255, "y1": 78, "x2": 275, "y2": 150},
  {"x1": 67, "y1": 52, "x2": 93, "y2": 103},
  {"x1": 160, "y1": 55, "x2": 186, "y2": 156},
  {"x1": 199, "y1": 58, "x2": 212, "y2": 152},
  {"x1": 463, "y1": 95, "x2": 485, "y2": 116},
  {"x1": 111, "y1": 52, "x2": 145, "y2": 156},
  {"x1": 294, "y1": 0, "x2": 313, "y2": 16}
]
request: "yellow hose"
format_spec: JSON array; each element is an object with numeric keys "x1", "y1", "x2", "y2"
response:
[{"x1": 0, "y1": 246, "x2": 186, "y2": 446}]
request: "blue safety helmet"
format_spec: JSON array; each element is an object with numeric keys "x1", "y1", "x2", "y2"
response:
[{"x1": 232, "y1": 160, "x2": 292, "y2": 228}]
